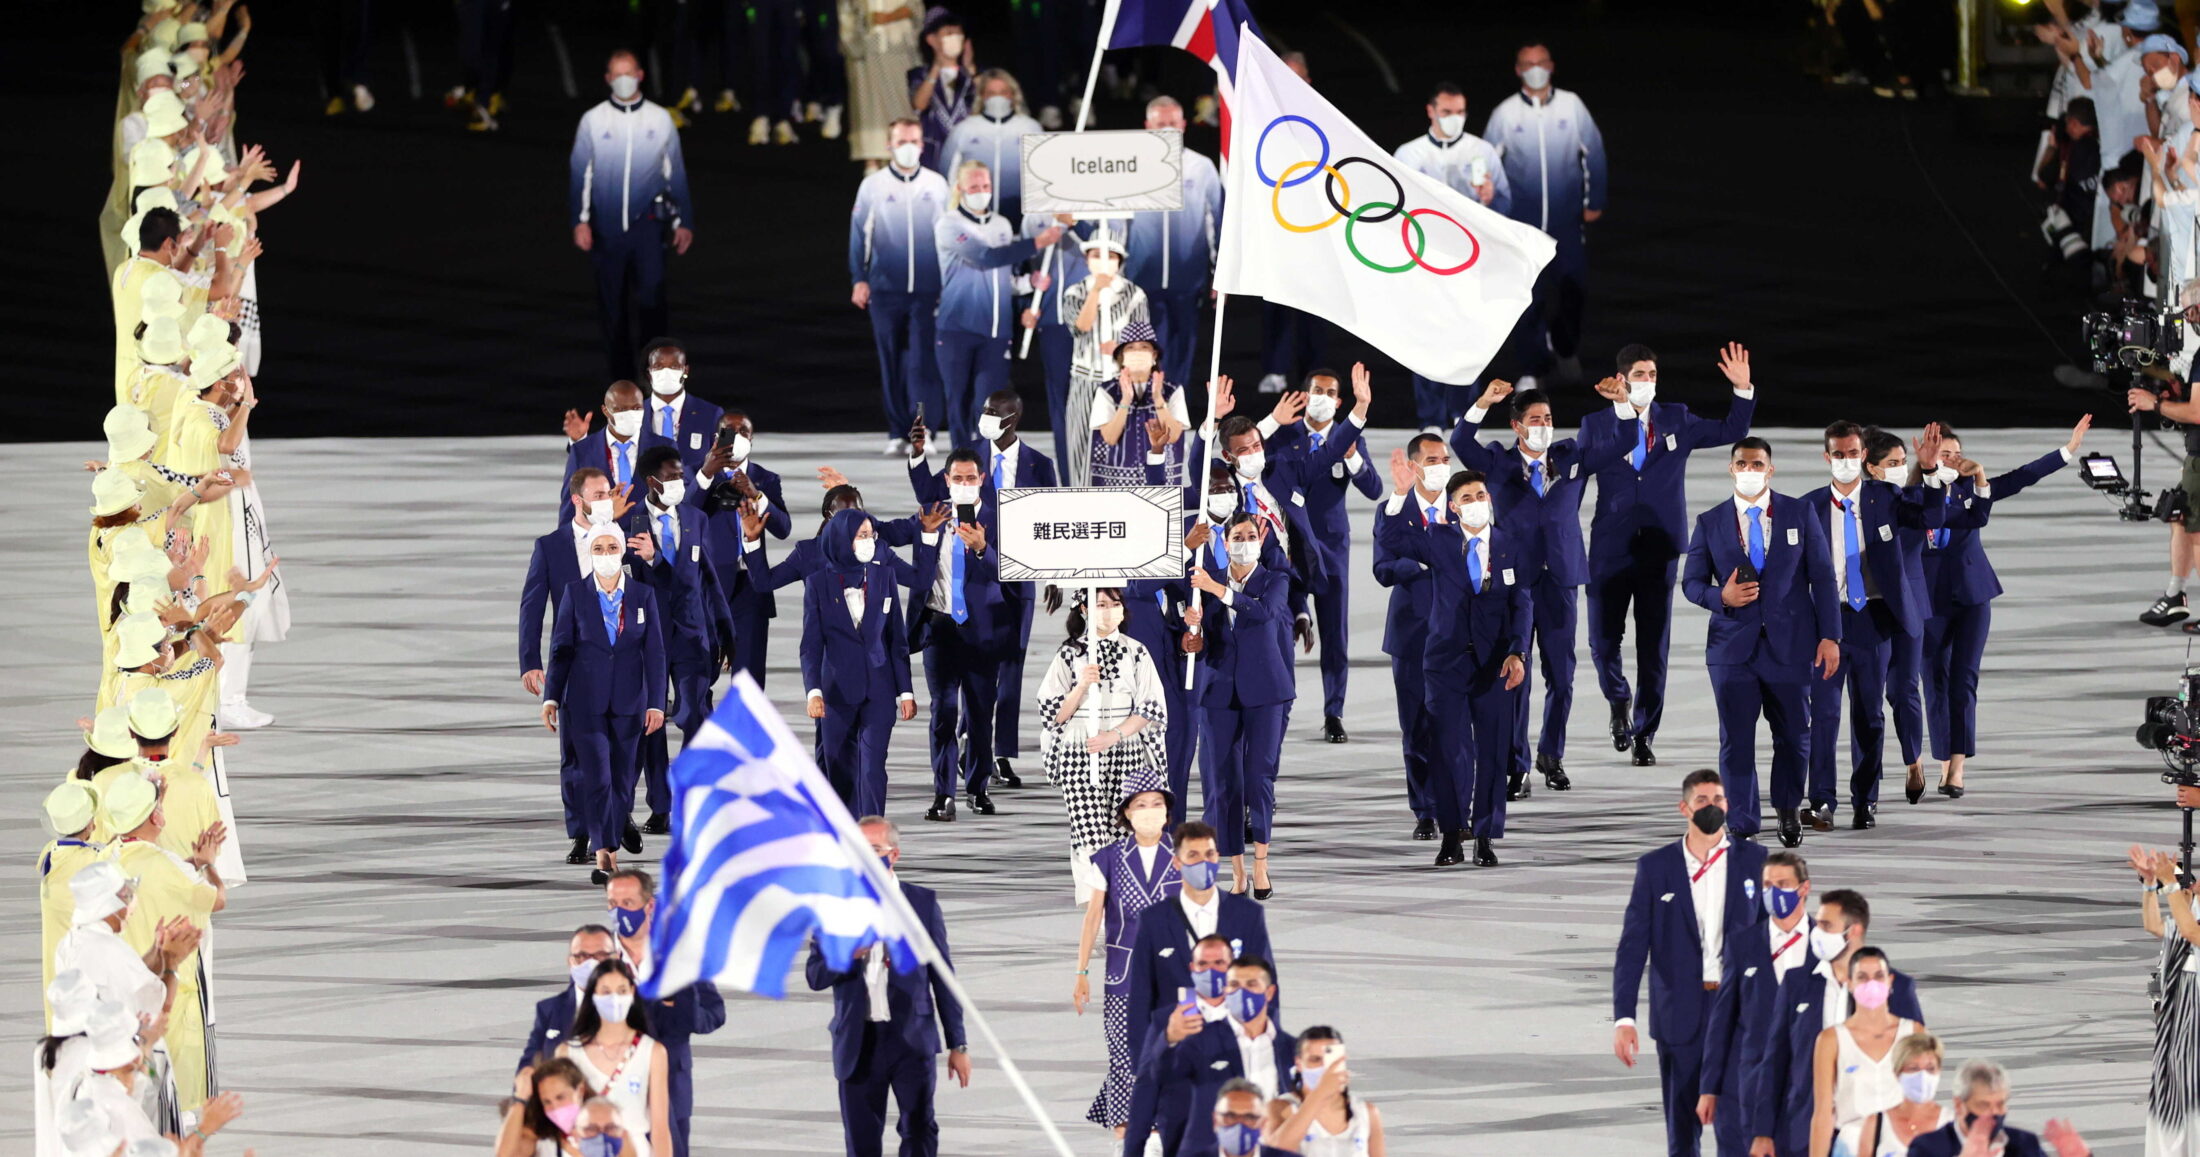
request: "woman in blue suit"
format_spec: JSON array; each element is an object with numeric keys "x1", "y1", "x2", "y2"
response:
[
  {"x1": 1184, "y1": 513, "x2": 1294, "y2": 899},
  {"x1": 800, "y1": 509, "x2": 918, "y2": 818}
]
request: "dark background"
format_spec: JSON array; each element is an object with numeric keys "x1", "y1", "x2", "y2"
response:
[{"x1": 21, "y1": 0, "x2": 2103, "y2": 440}]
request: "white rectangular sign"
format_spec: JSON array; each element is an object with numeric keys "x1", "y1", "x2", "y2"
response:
[
  {"x1": 995, "y1": 487, "x2": 1185, "y2": 583},
  {"x1": 1020, "y1": 129, "x2": 1186, "y2": 215}
]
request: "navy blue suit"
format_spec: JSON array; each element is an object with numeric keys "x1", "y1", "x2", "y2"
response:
[
  {"x1": 642, "y1": 975, "x2": 729, "y2": 1157},
  {"x1": 1143, "y1": 1017, "x2": 1298, "y2": 1157},
  {"x1": 1800, "y1": 480, "x2": 1946, "y2": 816},
  {"x1": 1123, "y1": 577, "x2": 1198, "y2": 827},
  {"x1": 1452, "y1": 409, "x2": 1634, "y2": 770},
  {"x1": 1579, "y1": 392, "x2": 1756, "y2": 742},
  {"x1": 1920, "y1": 450, "x2": 2068, "y2": 762},
  {"x1": 800, "y1": 513, "x2": 917, "y2": 817},
  {"x1": 521, "y1": 524, "x2": 590, "y2": 838},
  {"x1": 1372, "y1": 509, "x2": 1531, "y2": 839},
  {"x1": 1119, "y1": 891, "x2": 1274, "y2": 1153},
  {"x1": 517, "y1": 985, "x2": 578, "y2": 1072},
  {"x1": 635, "y1": 499, "x2": 737, "y2": 820},
  {"x1": 1613, "y1": 836, "x2": 1770, "y2": 1157},
  {"x1": 1192, "y1": 563, "x2": 1295, "y2": 857},
  {"x1": 908, "y1": 511, "x2": 1020, "y2": 798},
  {"x1": 1743, "y1": 965, "x2": 1923, "y2": 1156},
  {"x1": 1680, "y1": 494, "x2": 1842, "y2": 834},
  {"x1": 805, "y1": 881, "x2": 966, "y2": 1157},
  {"x1": 544, "y1": 576, "x2": 668, "y2": 853},
  {"x1": 1265, "y1": 417, "x2": 1381, "y2": 719},
  {"x1": 1907, "y1": 1122, "x2": 2046, "y2": 1157},
  {"x1": 1372, "y1": 497, "x2": 1444, "y2": 823},
  {"x1": 558, "y1": 429, "x2": 678, "y2": 522},
  {"x1": 1700, "y1": 931, "x2": 1813, "y2": 1156},
  {"x1": 701, "y1": 461, "x2": 792, "y2": 684},
  {"x1": 642, "y1": 391, "x2": 726, "y2": 476}
]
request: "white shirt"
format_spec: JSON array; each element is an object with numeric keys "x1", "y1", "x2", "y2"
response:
[
  {"x1": 1828, "y1": 485, "x2": 1869, "y2": 605},
  {"x1": 1816, "y1": 959, "x2": 1852, "y2": 1030},
  {"x1": 653, "y1": 396, "x2": 684, "y2": 440},
  {"x1": 571, "y1": 518, "x2": 597, "y2": 581},
  {"x1": 1683, "y1": 836, "x2": 1730, "y2": 984},
  {"x1": 1769, "y1": 920, "x2": 1809, "y2": 986},
  {"x1": 1731, "y1": 492, "x2": 1773, "y2": 553},
  {"x1": 1136, "y1": 843, "x2": 1160, "y2": 877},
  {"x1": 1385, "y1": 488, "x2": 1449, "y2": 525},
  {"x1": 865, "y1": 941, "x2": 893, "y2": 1022},
  {"x1": 1232, "y1": 1018, "x2": 1281, "y2": 1100},
  {"x1": 843, "y1": 584, "x2": 868, "y2": 627},
  {"x1": 646, "y1": 498, "x2": 681, "y2": 556},
  {"x1": 925, "y1": 513, "x2": 981, "y2": 614},
  {"x1": 986, "y1": 438, "x2": 1022, "y2": 487},
  {"x1": 1179, "y1": 887, "x2": 1220, "y2": 941}
]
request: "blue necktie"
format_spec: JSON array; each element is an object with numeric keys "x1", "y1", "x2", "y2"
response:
[
  {"x1": 1746, "y1": 507, "x2": 1766, "y2": 571},
  {"x1": 1530, "y1": 459, "x2": 1546, "y2": 497},
  {"x1": 993, "y1": 451, "x2": 1008, "y2": 491},
  {"x1": 1841, "y1": 499, "x2": 1866, "y2": 611},
  {"x1": 1310, "y1": 430, "x2": 1325, "y2": 454},
  {"x1": 1933, "y1": 491, "x2": 1951, "y2": 549},
  {"x1": 949, "y1": 532, "x2": 968, "y2": 623},
  {"x1": 659, "y1": 512, "x2": 677, "y2": 559},
  {"x1": 1465, "y1": 535, "x2": 1484, "y2": 594},
  {"x1": 597, "y1": 586, "x2": 622, "y2": 646},
  {"x1": 1243, "y1": 482, "x2": 1259, "y2": 514},
  {"x1": 1425, "y1": 505, "x2": 1440, "y2": 525},
  {"x1": 614, "y1": 441, "x2": 632, "y2": 487},
  {"x1": 659, "y1": 404, "x2": 676, "y2": 438},
  {"x1": 1630, "y1": 425, "x2": 1648, "y2": 471}
]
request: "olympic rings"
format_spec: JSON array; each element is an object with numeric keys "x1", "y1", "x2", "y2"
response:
[
  {"x1": 1343, "y1": 202, "x2": 1422, "y2": 274},
  {"x1": 1271, "y1": 161, "x2": 1349, "y2": 233},
  {"x1": 1254, "y1": 115, "x2": 1328, "y2": 188},
  {"x1": 1324, "y1": 158, "x2": 1402, "y2": 224},
  {"x1": 1403, "y1": 208, "x2": 1480, "y2": 275}
]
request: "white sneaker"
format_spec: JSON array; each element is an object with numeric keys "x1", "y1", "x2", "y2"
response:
[
  {"x1": 1515, "y1": 374, "x2": 1540, "y2": 391},
  {"x1": 1257, "y1": 373, "x2": 1288, "y2": 394},
  {"x1": 772, "y1": 120, "x2": 799, "y2": 145},
  {"x1": 884, "y1": 437, "x2": 906, "y2": 457},
  {"x1": 1420, "y1": 425, "x2": 1442, "y2": 437},
  {"x1": 352, "y1": 84, "x2": 376, "y2": 112},
  {"x1": 748, "y1": 115, "x2": 770, "y2": 145},
  {"x1": 1038, "y1": 104, "x2": 1064, "y2": 130},
  {"x1": 821, "y1": 105, "x2": 843, "y2": 139},
  {"x1": 218, "y1": 702, "x2": 274, "y2": 730}
]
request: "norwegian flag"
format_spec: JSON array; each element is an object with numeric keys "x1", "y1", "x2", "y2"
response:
[{"x1": 1105, "y1": 0, "x2": 1264, "y2": 163}]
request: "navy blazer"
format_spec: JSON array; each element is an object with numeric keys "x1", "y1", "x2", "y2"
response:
[
  {"x1": 558, "y1": 429, "x2": 680, "y2": 523},
  {"x1": 1371, "y1": 498, "x2": 1439, "y2": 659},
  {"x1": 1372, "y1": 507, "x2": 1532, "y2": 683},
  {"x1": 803, "y1": 881, "x2": 967, "y2": 1081},
  {"x1": 1122, "y1": 892, "x2": 1274, "y2": 1065},
  {"x1": 644, "y1": 978, "x2": 729, "y2": 1100},
  {"x1": 1266, "y1": 417, "x2": 1382, "y2": 563},
  {"x1": 1745, "y1": 965, "x2": 1924, "y2": 1150},
  {"x1": 1798, "y1": 480, "x2": 1947, "y2": 640},
  {"x1": 1701, "y1": 934, "x2": 1812, "y2": 1105},
  {"x1": 908, "y1": 437, "x2": 1059, "y2": 503},
  {"x1": 1922, "y1": 450, "x2": 2068, "y2": 609},
  {"x1": 1122, "y1": 578, "x2": 1194, "y2": 677},
  {"x1": 1450, "y1": 411, "x2": 1634, "y2": 587},
  {"x1": 1191, "y1": 564, "x2": 1295, "y2": 710},
  {"x1": 1579, "y1": 394, "x2": 1757, "y2": 564},
  {"x1": 907, "y1": 514, "x2": 1021, "y2": 657},
  {"x1": 747, "y1": 519, "x2": 924, "y2": 595},
  {"x1": 1191, "y1": 421, "x2": 1359, "y2": 595},
  {"x1": 1680, "y1": 493, "x2": 1843, "y2": 669},
  {"x1": 643, "y1": 391, "x2": 727, "y2": 475},
  {"x1": 634, "y1": 501, "x2": 737, "y2": 668},
  {"x1": 700, "y1": 461, "x2": 792, "y2": 620},
  {"x1": 520, "y1": 524, "x2": 587, "y2": 674},
  {"x1": 1907, "y1": 1121, "x2": 2047, "y2": 1157},
  {"x1": 1147, "y1": 1018, "x2": 1300, "y2": 1156},
  {"x1": 518, "y1": 985, "x2": 578, "y2": 1072},
  {"x1": 800, "y1": 564, "x2": 915, "y2": 706},
  {"x1": 1612, "y1": 837, "x2": 1770, "y2": 1046},
  {"x1": 544, "y1": 576, "x2": 668, "y2": 716}
]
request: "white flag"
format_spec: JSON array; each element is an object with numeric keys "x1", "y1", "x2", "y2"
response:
[{"x1": 1215, "y1": 31, "x2": 1557, "y2": 385}]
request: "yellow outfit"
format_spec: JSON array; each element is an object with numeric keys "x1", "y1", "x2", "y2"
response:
[
  {"x1": 126, "y1": 363, "x2": 187, "y2": 449},
  {"x1": 38, "y1": 836, "x2": 107, "y2": 1028},
  {"x1": 117, "y1": 836, "x2": 217, "y2": 1111},
  {"x1": 111, "y1": 256, "x2": 168, "y2": 396},
  {"x1": 160, "y1": 399, "x2": 234, "y2": 599}
]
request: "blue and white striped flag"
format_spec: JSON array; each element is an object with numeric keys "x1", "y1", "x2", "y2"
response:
[{"x1": 639, "y1": 673, "x2": 921, "y2": 1000}]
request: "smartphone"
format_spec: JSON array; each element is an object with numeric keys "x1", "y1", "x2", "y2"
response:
[
  {"x1": 714, "y1": 425, "x2": 739, "y2": 448},
  {"x1": 1175, "y1": 986, "x2": 1195, "y2": 1014},
  {"x1": 914, "y1": 402, "x2": 926, "y2": 429},
  {"x1": 1323, "y1": 1043, "x2": 1346, "y2": 1065},
  {"x1": 956, "y1": 503, "x2": 978, "y2": 526},
  {"x1": 1734, "y1": 557, "x2": 1761, "y2": 586}
]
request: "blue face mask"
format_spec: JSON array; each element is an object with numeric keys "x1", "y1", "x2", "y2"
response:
[
  {"x1": 609, "y1": 906, "x2": 648, "y2": 938},
  {"x1": 577, "y1": 1135, "x2": 626, "y2": 1157},
  {"x1": 1216, "y1": 1122, "x2": 1262, "y2": 1157},
  {"x1": 879, "y1": 854, "x2": 895, "y2": 874},
  {"x1": 1190, "y1": 967, "x2": 1227, "y2": 1000},
  {"x1": 1224, "y1": 987, "x2": 1269, "y2": 1023},
  {"x1": 1180, "y1": 858, "x2": 1220, "y2": 892},
  {"x1": 1963, "y1": 1112, "x2": 2005, "y2": 1139},
  {"x1": 1762, "y1": 885, "x2": 1803, "y2": 920}
]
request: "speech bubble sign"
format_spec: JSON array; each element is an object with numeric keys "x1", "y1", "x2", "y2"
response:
[
  {"x1": 1021, "y1": 130, "x2": 1187, "y2": 215},
  {"x1": 995, "y1": 486, "x2": 1186, "y2": 582}
]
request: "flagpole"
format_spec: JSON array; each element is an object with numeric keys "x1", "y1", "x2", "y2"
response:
[
  {"x1": 1186, "y1": 289, "x2": 1227, "y2": 691},
  {"x1": 1020, "y1": 0, "x2": 1121, "y2": 363}
]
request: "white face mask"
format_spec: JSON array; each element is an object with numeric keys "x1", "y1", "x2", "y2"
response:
[
  {"x1": 983, "y1": 94, "x2": 1013, "y2": 119},
  {"x1": 939, "y1": 33, "x2": 965, "y2": 60},
  {"x1": 891, "y1": 141, "x2": 923, "y2": 169},
  {"x1": 1127, "y1": 806, "x2": 1167, "y2": 837},
  {"x1": 1809, "y1": 926, "x2": 1849, "y2": 962},
  {"x1": 853, "y1": 537, "x2": 877, "y2": 563},
  {"x1": 609, "y1": 409, "x2": 643, "y2": 438},
  {"x1": 591, "y1": 552, "x2": 624, "y2": 579},
  {"x1": 1419, "y1": 463, "x2": 1451, "y2": 494},
  {"x1": 1435, "y1": 112, "x2": 1466, "y2": 139},
  {"x1": 962, "y1": 189, "x2": 992, "y2": 214},
  {"x1": 1122, "y1": 352, "x2": 1156, "y2": 377},
  {"x1": 976, "y1": 413, "x2": 1006, "y2": 441},
  {"x1": 1233, "y1": 451, "x2": 1265, "y2": 480},
  {"x1": 1205, "y1": 492, "x2": 1238, "y2": 520},
  {"x1": 610, "y1": 74, "x2": 641, "y2": 100},
  {"x1": 2158, "y1": 66, "x2": 2181, "y2": 91},
  {"x1": 1227, "y1": 540, "x2": 1260, "y2": 566},
  {"x1": 1087, "y1": 254, "x2": 1120, "y2": 276},
  {"x1": 655, "y1": 477, "x2": 686, "y2": 507},
  {"x1": 947, "y1": 482, "x2": 982, "y2": 507},
  {"x1": 593, "y1": 992, "x2": 635, "y2": 1022},
  {"x1": 725, "y1": 433, "x2": 753, "y2": 463},
  {"x1": 1458, "y1": 499, "x2": 1493, "y2": 529},
  {"x1": 1521, "y1": 425, "x2": 1553, "y2": 453},
  {"x1": 586, "y1": 498, "x2": 615, "y2": 524},
  {"x1": 648, "y1": 368, "x2": 685, "y2": 397},
  {"x1": 1092, "y1": 605, "x2": 1125, "y2": 633},
  {"x1": 1627, "y1": 379, "x2": 1657, "y2": 408},
  {"x1": 1305, "y1": 394, "x2": 1338, "y2": 422},
  {"x1": 1829, "y1": 458, "x2": 1863, "y2": 485},
  {"x1": 1733, "y1": 469, "x2": 1769, "y2": 498},
  {"x1": 1932, "y1": 462, "x2": 1959, "y2": 485},
  {"x1": 1522, "y1": 64, "x2": 1552, "y2": 89}
]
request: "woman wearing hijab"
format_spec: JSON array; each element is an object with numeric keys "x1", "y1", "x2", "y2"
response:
[
  {"x1": 799, "y1": 508, "x2": 918, "y2": 818},
  {"x1": 1038, "y1": 587, "x2": 1167, "y2": 895},
  {"x1": 1072, "y1": 772, "x2": 1180, "y2": 1140}
]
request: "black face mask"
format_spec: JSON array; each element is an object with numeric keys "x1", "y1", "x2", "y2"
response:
[
  {"x1": 1690, "y1": 805, "x2": 1726, "y2": 835},
  {"x1": 1962, "y1": 1112, "x2": 2005, "y2": 1139}
]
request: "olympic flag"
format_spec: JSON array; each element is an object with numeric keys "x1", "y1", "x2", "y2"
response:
[{"x1": 1214, "y1": 33, "x2": 1557, "y2": 385}]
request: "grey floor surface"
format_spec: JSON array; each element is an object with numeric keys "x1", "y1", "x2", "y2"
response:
[{"x1": 0, "y1": 425, "x2": 2180, "y2": 1155}]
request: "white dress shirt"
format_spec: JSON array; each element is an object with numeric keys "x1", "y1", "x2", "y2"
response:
[
  {"x1": 571, "y1": 518, "x2": 597, "y2": 580},
  {"x1": 864, "y1": 941, "x2": 893, "y2": 1022},
  {"x1": 1769, "y1": 920, "x2": 1809, "y2": 986},
  {"x1": 926, "y1": 509, "x2": 982, "y2": 614},
  {"x1": 1232, "y1": 1018, "x2": 1281, "y2": 1100},
  {"x1": 1684, "y1": 836, "x2": 1730, "y2": 984},
  {"x1": 986, "y1": 438, "x2": 1023, "y2": 488},
  {"x1": 1179, "y1": 887, "x2": 1220, "y2": 940},
  {"x1": 647, "y1": 498, "x2": 681, "y2": 556},
  {"x1": 1383, "y1": 489, "x2": 1451, "y2": 525},
  {"x1": 654, "y1": 396, "x2": 684, "y2": 440},
  {"x1": 1816, "y1": 959, "x2": 1852, "y2": 1030}
]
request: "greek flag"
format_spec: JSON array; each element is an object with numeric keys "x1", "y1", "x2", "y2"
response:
[{"x1": 638, "y1": 674, "x2": 920, "y2": 1000}]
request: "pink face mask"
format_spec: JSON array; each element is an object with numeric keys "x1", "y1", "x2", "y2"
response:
[
  {"x1": 1852, "y1": 978, "x2": 1892, "y2": 1009},
  {"x1": 547, "y1": 1103, "x2": 583, "y2": 1133}
]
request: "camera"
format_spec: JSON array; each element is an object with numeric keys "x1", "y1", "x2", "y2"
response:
[
  {"x1": 2136, "y1": 664, "x2": 2200, "y2": 782},
  {"x1": 2042, "y1": 204, "x2": 2089, "y2": 261},
  {"x1": 2086, "y1": 298, "x2": 2182, "y2": 373}
]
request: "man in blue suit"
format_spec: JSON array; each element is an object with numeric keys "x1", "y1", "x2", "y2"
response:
[
  {"x1": 1802, "y1": 421, "x2": 1951, "y2": 831},
  {"x1": 1904, "y1": 1060, "x2": 2053, "y2": 1157},
  {"x1": 516, "y1": 923, "x2": 619, "y2": 1071},
  {"x1": 1742, "y1": 889, "x2": 1923, "y2": 1157},
  {"x1": 631, "y1": 445, "x2": 737, "y2": 834},
  {"x1": 542, "y1": 521, "x2": 667, "y2": 884},
  {"x1": 522, "y1": 467, "x2": 618, "y2": 865},
  {"x1": 1451, "y1": 377, "x2": 1636, "y2": 795},
  {"x1": 1579, "y1": 342, "x2": 1758, "y2": 766},
  {"x1": 1268, "y1": 367, "x2": 1382, "y2": 743},
  {"x1": 1611, "y1": 769, "x2": 1770, "y2": 1157},
  {"x1": 1374, "y1": 460, "x2": 1531, "y2": 868},
  {"x1": 558, "y1": 380, "x2": 677, "y2": 523},
  {"x1": 909, "y1": 450, "x2": 1020, "y2": 822},
  {"x1": 1680, "y1": 438, "x2": 1842, "y2": 847},
  {"x1": 1142, "y1": 956, "x2": 1296, "y2": 1156},
  {"x1": 806, "y1": 818, "x2": 970, "y2": 1157},
  {"x1": 698, "y1": 409, "x2": 792, "y2": 684},
  {"x1": 1372, "y1": 433, "x2": 1453, "y2": 840},
  {"x1": 1121, "y1": 933, "x2": 1236, "y2": 1157},
  {"x1": 1122, "y1": 823, "x2": 1274, "y2": 1079},
  {"x1": 1697, "y1": 851, "x2": 1813, "y2": 1155},
  {"x1": 909, "y1": 389, "x2": 1056, "y2": 789},
  {"x1": 606, "y1": 868, "x2": 728, "y2": 1157},
  {"x1": 639, "y1": 337, "x2": 726, "y2": 476}
]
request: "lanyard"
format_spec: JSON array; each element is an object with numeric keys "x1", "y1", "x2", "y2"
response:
[
  {"x1": 1773, "y1": 930, "x2": 1802, "y2": 960},
  {"x1": 1689, "y1": 844, "x2": 1727, "y2": 883}
]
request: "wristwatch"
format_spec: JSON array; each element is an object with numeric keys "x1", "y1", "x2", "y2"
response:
[{"x1": 949, "y1": 1044, "x2": 969, "y2": 1053}]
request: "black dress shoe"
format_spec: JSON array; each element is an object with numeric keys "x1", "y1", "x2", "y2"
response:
[
  {"x1": 1944, "y1": 784, "x2": 1965, "y2": 799},
  {"x1": 1610, "y1": 699, "x2": 1633, "y2": 751},
  {"x1": 924, "y1": 794, "x2": 956, "y2": 822},
  {"x1": 1631, "y1": 737, "x2": 1657, "y2": 767},
  {"x1": 589, "y1": 868, "x2": 610, "y2": 886},
  {"x1": 993, "y1": 757, "x2": 1024, "y2": 789},
  {"x1": 1253, "y1": 886, "x2": 1273, "y2": 901},
  {"x1": 1322, "y1": 715, "x2": 1348, "y2": 744},
  {"x1": 642, "y1": 812, "x2": 670, "y2": 836},
  {"x1": 1506, "y1": 771, "x2": 1531, "y2": 801},
  {"x1": 1411, "y1": 817, "x2": 1438, "y2": 840},
  {"x1": 1776, "y1": 810, "x2": 1804, "y2": 848},
  {"x1": 968, "y1": 790, "x2": 997, "y2": 815},
  {"x1": 1473, "y1": 836, "x2": 1499, "y2": 867},
  {"x1": 622, "y1": 820, "x2": 644, "y2": 855},
  {"x1": 1806, "y1": 803, "x2": 1836, "y2": 832},
  {"x1": 1537, "y1": 752, "x2": 1571, "y2": 791},
  {"x1": 1434, "y1": 833, "x2": 1467, "y2": 866},
  {"x1": 1851, "y1": 808, "x2": 1876, "y2": 830},
  {"x1": 566, "y1": 837, "x2": 590, "y2": 866}
]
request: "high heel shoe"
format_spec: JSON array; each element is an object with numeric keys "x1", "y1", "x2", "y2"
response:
[
  {"x1": 1904, "y1": 764, "x2": 1925, "y2": 805},
  {"x1": 1252, "y1": 853, "x2": 1273, "y2": 901}
]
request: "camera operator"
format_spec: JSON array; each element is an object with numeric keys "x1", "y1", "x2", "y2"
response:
[
  {"x1": 2128, "y1": 840, "x2": 2200, "y2": 1154},
  {"x1": 2126, "y1": 297, "x2": 2200, "y2": 626}
]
